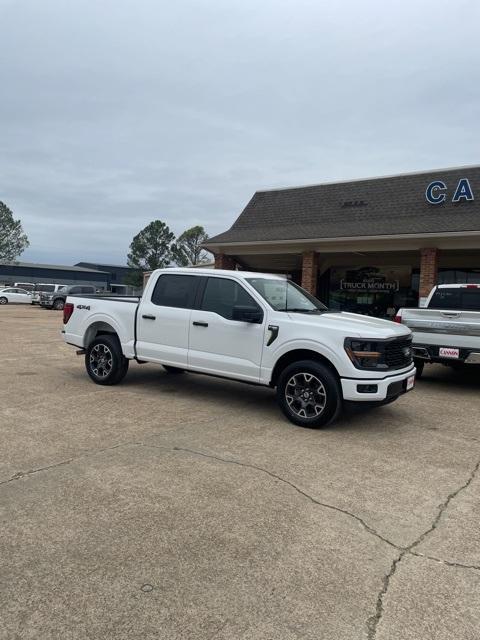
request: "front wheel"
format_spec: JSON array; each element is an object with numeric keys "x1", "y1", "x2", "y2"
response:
[
  {"x1": 276, "y1": 360, "x2": 342, "y2": 428},
  {"x1": 85, "y1": 335, "x2": 129, "y2": 385},
  {"x1": 0, "y1": 297, "x2": 8, "y2": 305}
]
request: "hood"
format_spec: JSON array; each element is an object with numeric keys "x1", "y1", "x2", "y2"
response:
[{"x1": 286, "y1": 311, "x2": 411, "y2": 339}]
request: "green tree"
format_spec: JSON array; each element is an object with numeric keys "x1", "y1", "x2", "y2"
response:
[
  {"x1": 0, "y1": 201, "x2": 29, "y2": 261},
  {"x1": 174, "y1": 225, "x2": 211, "y2": 266},
  {"x1": 126, "y1": 220, "x2": 176, "y2": 287}
]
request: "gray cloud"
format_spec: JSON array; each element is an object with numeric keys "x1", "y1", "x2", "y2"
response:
[{"x1": 1, "y1": 0, "x2": 479, "y2": 264}]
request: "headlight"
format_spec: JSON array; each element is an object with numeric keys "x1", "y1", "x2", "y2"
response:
[{"x1": 344, "y1": 338, "x2": 389, "y2": 370}]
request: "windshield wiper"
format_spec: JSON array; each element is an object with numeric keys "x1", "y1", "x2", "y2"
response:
[{"x1": 285, "y1": 308, "x2": 322, "y2": 314}]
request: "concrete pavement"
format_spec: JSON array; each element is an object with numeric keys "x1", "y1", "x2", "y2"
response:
[{"x1": 1, "y1": 305, "x2": 479, "y2": 639}]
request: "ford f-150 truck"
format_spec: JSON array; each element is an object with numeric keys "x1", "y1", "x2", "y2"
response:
[
  {"x1": 62, "y1": 268, "x2": 415, "y2": 428},
  {"x1": 395, "y1": 283, "x2": 480, "y2": 377}
]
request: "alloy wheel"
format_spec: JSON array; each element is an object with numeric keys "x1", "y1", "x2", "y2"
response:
[
  {"x1": 89, "y1": 344, "x2": 113, "y2": 378},
  {"x1": 285, "y1": 372, "x2": 327, "y2": 419}
]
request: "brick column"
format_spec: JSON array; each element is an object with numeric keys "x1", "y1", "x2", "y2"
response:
[
  {"x1": 301, "y1": 251, "x2": 318, "y2": 295},
  {"x1": 419, "y1": 248, "x2": 439, "y2": 302},
  {"x1": 214, "y1": 253, "x2": 237, "y2": 270}
]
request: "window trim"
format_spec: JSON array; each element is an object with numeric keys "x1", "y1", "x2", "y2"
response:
[{"x1": 198, "y1": 275, "x2": 264, "y2": 322}]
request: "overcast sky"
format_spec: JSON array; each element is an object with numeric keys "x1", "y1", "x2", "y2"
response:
[{"x1": 1, "y1": 0, "x2": 479, "y2": 265}]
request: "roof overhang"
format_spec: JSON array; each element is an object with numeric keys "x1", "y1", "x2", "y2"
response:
[{"x1": 204, "y1": 230, "x2": 480, "y2": 255}]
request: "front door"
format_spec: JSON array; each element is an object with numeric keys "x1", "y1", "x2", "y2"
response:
[
  {"x1": 136, "y1": 273, "x2": 200, "y2": 366},
  {"x1": 189, "y1": 276, "x2": 266, "y2": 382}
]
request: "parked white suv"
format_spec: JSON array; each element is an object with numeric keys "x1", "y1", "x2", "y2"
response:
[{"x1": 62, "y1": 268, "x2": 415, "y2": 428}]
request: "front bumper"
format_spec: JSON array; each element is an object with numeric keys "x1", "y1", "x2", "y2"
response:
[
  {"x1": 40, "y1": 300, "x2": 54, "y2": 308},
  {"x1": 341, "y1": 366, "x2": 416, "y2": 402}
]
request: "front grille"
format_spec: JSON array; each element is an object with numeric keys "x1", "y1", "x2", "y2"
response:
[{"x1": 384, "y1": 336, "x2": 413, "y2": 369}]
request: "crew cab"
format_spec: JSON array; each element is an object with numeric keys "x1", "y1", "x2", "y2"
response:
[
  {"x1": 396, "y1": 283, "x2": 480, "y2": 376},
  {"x1": 62, "y1": 268, "x2": 415, "y2": 428}
]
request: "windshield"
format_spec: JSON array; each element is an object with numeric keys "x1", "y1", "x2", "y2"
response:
[{"x1": 246, "y1": 278, "x2": 328, "y2": 313}]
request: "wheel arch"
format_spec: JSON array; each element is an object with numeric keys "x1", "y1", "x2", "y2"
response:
[
  {"x1": 270, "y1": 349, "x2": 340, "y2": 387},
  {"x1": 84, "y1": 321, "x2": 119, "y2": 348}
]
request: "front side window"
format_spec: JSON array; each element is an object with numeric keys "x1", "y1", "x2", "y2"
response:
[
  {"x1": 69, "y1": 287, "x2": 82, "y2": 294},
  {"x1": 152, "y1": 274, "x2": 198, "y2": 309},
  {"x1": 247, "y1": 278, "x2": 327, "y2": 313},
  {"x1": 201, "y1": 277, "x2": 260, "y2": 320}
]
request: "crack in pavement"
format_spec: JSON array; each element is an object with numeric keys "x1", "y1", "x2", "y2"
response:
[
  {"x1": 410, "y1": 551, "x2": 480, "y2": 572},
  {"x1": 0, "y1": 440, "x2": 145, "y2": 486},
  {"x1": 170, "y1": 446, "x2": 402, "y2": 550},
  {"x1": 366, "y1": 457, "x2": 480, "y2": 639},
  {"x1": 3, "y1": 437, "x2": 480, "y2": 638}
]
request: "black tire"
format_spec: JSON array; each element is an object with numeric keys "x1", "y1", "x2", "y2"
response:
[
  {"x1": 276, "y1": 359, "x2": 342, "y2": 428},
  {"x1": 414, "y1": 359, "x2": 424, "y2": 379},
  {"x1": 163, "y1": 365, "x2": 185, "y2": 374},
  {"x1": 53, "y1": 298, "x2": 65, "y2": 310},
  {"x1": 0, "y1": 297, "x2": 8, "y2": 305},
  {"x1": 85, "y1": 334, "x2": 129, "y2": 385}
]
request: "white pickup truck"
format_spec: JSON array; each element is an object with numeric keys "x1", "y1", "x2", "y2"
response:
[
  {"x1": 395, "y1": 283, "x2": 480, "y2": 377},
  {"x1": 62, "y1": 268, "x2": 415, "y2": 428}
]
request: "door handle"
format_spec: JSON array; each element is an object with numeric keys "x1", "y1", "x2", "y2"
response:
[
  {"x1": 142, "y1": 314, "x2": 156, "y2": 320},
  {"x1": 193, "y1": 321, "x2": 208, "y2": 327}
]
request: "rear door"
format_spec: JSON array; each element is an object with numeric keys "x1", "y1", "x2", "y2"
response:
[
  {"x1": 189, "y1": 276, "x2": 266, "y2": 382},
  {"x1": 136, "y1": 273, "x2": 200, "y2": 366}
]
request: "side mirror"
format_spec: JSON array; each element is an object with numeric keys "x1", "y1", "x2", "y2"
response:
[{"x1": 232, "y1": 305, "x2": 263, "y2": 324}]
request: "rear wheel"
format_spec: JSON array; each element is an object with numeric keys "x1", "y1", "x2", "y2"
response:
[
  {"x1": 0, "y1": 297, "x2": 8, "y2": 305},
  {"x1": 163, "y1": 365, "x2": 185, "y2": 374},
  {"x1": 85, "y1": 335, "x2": 129, "y2": 385},
  {"x1": 53, "y1": 298, "x2": 65, "y2": 310},
  {"x1": 276, "y1": 360, "x2": 342, "y2": 428}
]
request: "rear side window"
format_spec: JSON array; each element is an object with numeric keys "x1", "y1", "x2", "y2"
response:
[
  {"x1": 151, "y1": 274, "x2": 198, "y2": 309},
  {"x1": 201, "y1": 277, "x2": 260, "y2": 320},
  {"x1": 429, "y1": 287, "x2": 480, "y2": 311}
]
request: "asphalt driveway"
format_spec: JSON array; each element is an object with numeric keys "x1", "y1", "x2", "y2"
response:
[{"x1": 1, "y1": 304, "x2": 479, "y2": 639}]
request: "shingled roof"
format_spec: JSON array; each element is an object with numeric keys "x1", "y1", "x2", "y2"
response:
[{"x1": 206, "y1": 166, "x2": 480, "y2": 246}]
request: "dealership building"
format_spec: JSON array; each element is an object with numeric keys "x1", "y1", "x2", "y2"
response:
[{"x1": 205, "y1": 166, "x2": 480, "y2": 316}]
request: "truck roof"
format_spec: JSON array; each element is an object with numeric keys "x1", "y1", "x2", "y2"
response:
[
  {"x1": 154, "y1": 267, "x2": 288, "y2": 280},
  {"x1": 436, "y1": 283, "x2": 480, "y2": 289}
]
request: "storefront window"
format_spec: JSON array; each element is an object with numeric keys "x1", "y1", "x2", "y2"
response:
[
  {"x1": 438, "y1": 268, "x2": 480, "y2": 284},
  {"x1": 328, "y1": 266, "x2": 418, "y2": 318}
]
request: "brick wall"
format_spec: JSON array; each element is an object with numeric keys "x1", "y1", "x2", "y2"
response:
[
  {"x1": 214, "y1": 253, "x2": 237, "y2": 270},
  {"x1": 419, "y1": 247, "x2": 439, "y2": 300},
  {"x1": 301, "y1": 251, "x2": 318, "y2": 295}
]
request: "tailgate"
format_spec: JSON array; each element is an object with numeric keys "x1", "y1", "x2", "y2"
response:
[{"x1": 402, "y1": 308, "x2": 480, "y2": 347}]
